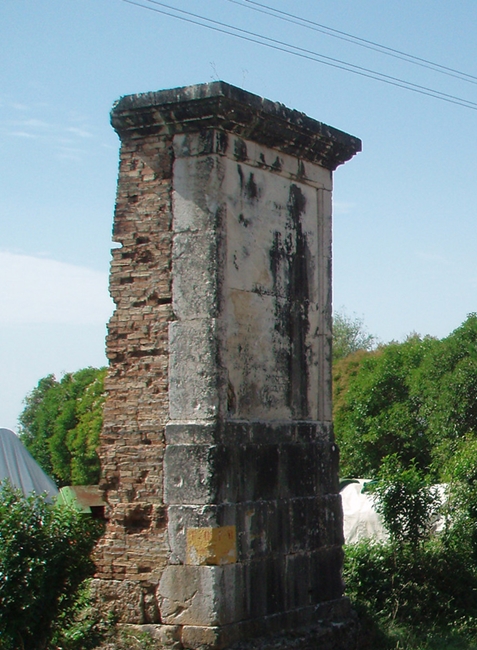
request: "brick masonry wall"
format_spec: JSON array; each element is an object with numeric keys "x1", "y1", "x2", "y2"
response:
[{"x1": 94, "y1": 133, "x2": 175, "y2": 622}]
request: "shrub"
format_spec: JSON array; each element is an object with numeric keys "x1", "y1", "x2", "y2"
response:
[
  {"x1": 0, "y1": 481, "x2": 103, "y2": 650},
  {"x1": 343, "y1": 458, "x2": 477, "y2": 648},
  {"x1": 373, "y1": 454, "x2": 441, "y2": 548},
  {"x1": 344, "y1": 538, "x2": 477, "y2": 635}
]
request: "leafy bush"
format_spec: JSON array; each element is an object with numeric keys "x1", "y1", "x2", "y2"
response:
[
  {"x1": 0, "y1": 481, "x2": 103, "y2": 650},
  {"x1": 345, "y1": 539, "x2": 477, "y2": 636},
  {"x1": 344, "y1": 459, "x2": 477, "y2": 648},
  {"x1": 373, "y1": 455, "x2": 441, "y2": 548}
]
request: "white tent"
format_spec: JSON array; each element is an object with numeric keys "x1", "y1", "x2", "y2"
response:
[
  {"x1": 0, "y1": 428, "x2": 58, "y2": 500},
  {"x1": 341, "y1": 479, "x2": 388, "y2": 544},
  {"x1": 341, "y1": 479, "x2": 446, "y2": 544}
]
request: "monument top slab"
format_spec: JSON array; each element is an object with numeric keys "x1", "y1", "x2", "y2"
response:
[{"x1": 111, "y1": 81, "x2": 361, "y2": 170}]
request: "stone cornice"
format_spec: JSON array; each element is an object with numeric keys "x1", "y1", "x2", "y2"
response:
[{"x1": 111, "y1": 81, "x2": 361, "y2": 170}]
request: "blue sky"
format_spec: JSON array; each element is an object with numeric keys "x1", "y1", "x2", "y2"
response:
[{"x1": 1, "y1": 0, "x2": 477, "y2": 429}]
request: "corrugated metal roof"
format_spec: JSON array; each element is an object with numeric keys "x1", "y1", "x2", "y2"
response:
[
  {"x1": 58, "y1": 485, "x2": 105, "y2": 513},
  {"x1": 0, "y1": 428, "x2": 58, "y2": 501}
]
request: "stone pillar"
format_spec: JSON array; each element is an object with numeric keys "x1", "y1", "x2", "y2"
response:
[{"x1": 94, "y1": 82, "x2": 360, "y2": 648}]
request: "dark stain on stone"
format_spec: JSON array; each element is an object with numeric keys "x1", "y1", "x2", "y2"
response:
[
  {"x1": 238, "y1": 213, "x2": 251, "y2": 227},
  {"x1": 237, "y1": 164, "x2": 244, "y2": 192},
  {"x1": 124, "y1": 504, "x2": 152, "y2": 532},
  {"x1": 269, "y1": 183, "x2": 310, "y2": 419},
  {"x1": 216, "y1": 131, "x2": 228, "y2": 154},
  {"x1": 245, "y1": 173, "x2": 259, "y2": 200},
  {"x1": 237, "y1": 166, "x2": 260, "y2": 202},
  {"x1": 271, "y1": 156, "x2": 283, "y2": 172},
  {"x1": 154, "y1": 506, "x2": 167, "y2": 528},
  {"x1": 227, "y1": 379, "x2": 237, "y2": 415},
  {"x1": 198, "y1": 129, "x2": 215, "y2": 154},
  {"x1": 234, "y1": 138, "x2": 248, "y2": 161},
  {"x1": 297, "y1": 160, "x2": 306, "y2": 179},
  {"x1": 238, "y1": 380, "x2": 262, "y2": 416}
]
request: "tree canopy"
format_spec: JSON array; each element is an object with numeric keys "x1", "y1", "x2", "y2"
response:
[
  {"x1": 333, "y1": 314, "x2": 477, "y2": 481},
  {"x1": 19, "y1": 367, "x2": 106, "y2": 486},
  {"x1": 332, "y1": 310, "x2": 377, "y2": 362}
]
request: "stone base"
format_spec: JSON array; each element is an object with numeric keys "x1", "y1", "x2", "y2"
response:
[{"x1": 96, "y1": 598, "x2": 357, "y2": 650}]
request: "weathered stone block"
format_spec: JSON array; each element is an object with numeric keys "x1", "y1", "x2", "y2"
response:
[
  {"x1": 172, "y1": 230, "x2": 219, "y2": 320},
  {"x1": 186, "y1": 526, "x2": 237, "y2": 566},
  {"x1": 164, "y1": 444, "x2": 219, "y2": 505},
  {"x1": 168, "y1": 320, "x2": 220, "y2": 421},
  {"x1": 89, "y1": 578, "x2": 151, "y2": 624},
  {"x1": 126, "y1": 624, "x2": 182, "y2": 648},
  {"x1": 168, "y1": 505, "x2": 237, "y2": 564},
  {"x1": 165, "y1": 422, "x2": 218, "y2": 445},
  {"x1": 158, "y1": 564, "x2": 244, "y2": 626},
  {"x1": 173, "y1": 154, "x2": 226, "y2": 233},
  {"x1": 181, "y1": 625, "x2": 233, "y2": 650}
]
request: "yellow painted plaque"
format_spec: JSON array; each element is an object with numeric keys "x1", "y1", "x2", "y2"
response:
[{"x1": 186, "y1": 525, "x2": 237, "y2": 565}]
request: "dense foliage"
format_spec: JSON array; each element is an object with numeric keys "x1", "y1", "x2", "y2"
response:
[
  {"x1": 337, "y1": 314, "x2": 477, "y2": 647},
  {"x1": 343, "y1": 458, "x2": 477, "y2": 649},
  {"x1": 334, "y1": 314, "x2": 477, "y2": 481},
  {"x1": 0, "y1": 482, "x2": 103, "y2": 650},
  {"x1": 19, "y1": 367, "x2": 106, "y2": 486},
  {"x1": 372, "y1": 455, "x2": 441, "y2": 548}
]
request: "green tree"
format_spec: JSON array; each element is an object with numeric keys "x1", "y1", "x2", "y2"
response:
[
  {"x1": 19, "y1": 367, "x2": 106, "y2": 486},
  {"x1": 334, "y1": 335, "x2": 436, "y2": 477},
  {"x1": 0, "y1": 482, "x2": 103, "y2": 650},
  {"x1": 334, "y1": 314, "x2": 477, "y2": 481},
  {"x1": 415, "y1": 314, "x2": 477, "y2": 473},
  {"x1": 332, "y1": 310, "x2": 377, "y2": 362}
]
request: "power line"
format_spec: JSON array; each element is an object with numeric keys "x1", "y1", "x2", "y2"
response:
[
  {"x1": 120, "y1": 0, "x2": 477, "y2": 111},
  {"x1": 228, "y1": 0, "x2": 477, "y2": 86}
]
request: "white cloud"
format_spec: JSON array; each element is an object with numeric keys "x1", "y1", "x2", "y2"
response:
[
  {"x1": 0, "y1": 252, "x2": 113, "y2": 325},
  {"x1": 21, "y1": 118, "x2": 51, "y2": 129},
  {"x1": 9, "y1": 131, "x2": 39, "y2": 139}
]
